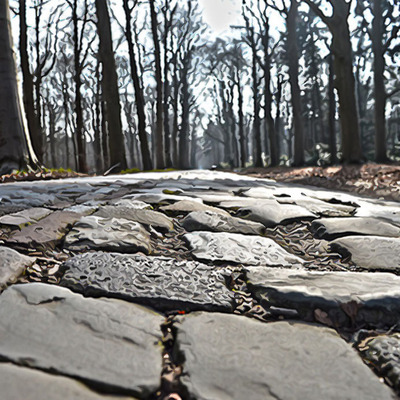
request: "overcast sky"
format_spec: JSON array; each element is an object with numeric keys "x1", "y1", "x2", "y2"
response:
[{"x1": 199, "y1": 0, "x2": 242, "y2": 34}]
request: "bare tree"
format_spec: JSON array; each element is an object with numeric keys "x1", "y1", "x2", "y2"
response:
[
  {"x1": 122, "y1": 0, "x2": 152, "y2": 170},
  {"x1": 149, "y1": 0, "x2": 165, "y2": 169},
  {"x1": 0, "y1": 0, "x2": 38, "y2": 174},
  {"x1": 303, "y1": 0, "x2": 362, "y2": 163},
  {"x1": 95, "y1": 0, "x2": 127, "y2": 171}
]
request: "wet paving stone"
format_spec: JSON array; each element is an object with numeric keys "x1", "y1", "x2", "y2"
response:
[
  {"x1": 246, "y1": 267, "x2": 400, "y2": 329},
  {"x1": 358, "y1": 334, "x2": 400, "y2": 393},
  {"x1": 64, "y1": 216, "x2": 151, "y2": 254},
  {"x1": 185, "y1": 231, "x2": 304, "y2": 267},
  {"x1": 0, "y1": 246, "x2": 35, "y2": 289},
  {"x1": 0, "y1": 283, "x2": 163, "y2": 398},
  {"x1": 93, "y1": 206, "x2": 174, "y2": 231},
  {"x1": 330, "y1": 236, "x2": 400, "y2": 271},
  {"x1": 0, "y1": 363, "x2": 137, "y2": 400},
  {"x1": 61, "y1": 252, "x2": 236, "y2": 312},
  {"x1": 311, "y1": 217, "x2": 400, "y2": 240},
  {"x1": 174, "y1": 312, "x2": 394, "y2": 400},
  {"x1": 182, "y1": 210, "x2": 265, "y2": 235},
  {"x1": 7, "y1": 211, "x2": 82, "y2": 250}
]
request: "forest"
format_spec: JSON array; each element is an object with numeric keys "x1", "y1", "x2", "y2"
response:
[{"x1": 0, "y1": 0, "x2": 400, "y2": 175}]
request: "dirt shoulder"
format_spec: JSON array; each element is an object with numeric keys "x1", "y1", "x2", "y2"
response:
[{"x1": 238, "y1": 163, "x2": 400, "y2": 203}]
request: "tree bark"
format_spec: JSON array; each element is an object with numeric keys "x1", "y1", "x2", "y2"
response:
[
  {"x1": 328, "y1": 54, "x2": 338, "y2": 164},
  {"x1": 371, "y1": 0, "x2": 388, "y2": 162},
  {"x1": 0, "y1": 0, "x2": 38, "y2": 174},
  {"x1": 149, "y1": 0, "x2": 165, "y2": 169},
  {"x1": 122, "y1": 0, "x2": 152, "y2": 170},
  {"x1": 178, "y1": 53, "x2": 191, "y2": 169},
  {"x1": 236, "y1": 68, "x2": 246, "y2": 168},
  {"x1": 249, "y1": 27, "x2": 262, "y2": 167},
  {"x1": 71, "y1": 0, "x2": 87, "y2": 172},
  {"x1": 303, "y1": 0, "x2": 362, "y2": 164},
  {"x1": 95, "y1": 0, "x2": 127, "y2": 171},
  {"x1": 287, "y1": 0, "x2": 305, "y2": 166},
  {"x1": 261, "y1": 17, "x2": 278, "y2": 166},
  {"x1": 19, "y1": 0, "x2": 42, "y2": 163}
]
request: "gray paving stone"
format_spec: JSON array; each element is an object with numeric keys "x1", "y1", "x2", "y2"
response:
[
  {"x1": 311, "y1": 217, "x2": 400, "y2": 240},
  {"x1": 218, "y1": 198, "x2": 280, "y2": 209},
  {"x1": 246, "y1": 267, "x2": 400, "y2": 328},
  {"x1": 185, "y1": 232, "x2": 304, "y2": 266},
  {"x1": 235, "y1": 202, "x2": 317, "y2": 227},
  {"x1": 109, "y1": 199, "x2": 152, "y2": 209},
  {"x1": 127, "y1": 193, "x2": 203, "y2": 205},
  {"x1": 0, "y1": 363, "x2": 136, "y2": 400},
  {"x1": 330, "y1": 236, "x2": 400, "y2": 271},
  {"x1": 0, "y1": 207, "x2": 52, "y2": 228},
  {"x1": 279, "y1": 197, "x2": 355, "y2": 217},
  {"x1": 61, "y1": 252, "x2": 236, "y2": 312},
  {"x1": 94, "y1": 206, "x2": 174, "y2": 231},
  {"x1": 7, "y1": 211, "x2": 81, "y2": 249},
  {"x1": 0, "y1": 204, "x2": 27, "y2": 217},
  {"x1": 64, "y1": 216, "x2": 151, "y2": 254},
  {"x1": 0, "y1": 283, "x2": 163, "y2": 397},
  {"x1": 0, "y1": 246, "x2": 34, "y2": 288},
  {"x1": 175, "y1": 313, "x2": 394, "y2": 400},
  {"x1": 358, "y1": 334, "x2": 400, "y2": 393},
  {"x1": 160, "y1": 200, "x2": 230, "y2": 216},
  {"x1": 182, "y1": 211, "x2": 265, "y2": 235},
  {"x1": 355, "y1": 202, "x2": 400, "y2": 225}
]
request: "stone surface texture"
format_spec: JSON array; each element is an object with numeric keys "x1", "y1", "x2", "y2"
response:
[
  {"x1": 182, "y1": 210, "x2": 265, "y2": 235},
  {"x1": 311, "y1": 217, "x2": 400, "y2": 239},
  {"x1": 246, "y1": 267, "x2": 400, "y2": 328},
  {"x1": 0, "y1": 207, "x2": 52, "y2": 228},
  {"x1": 330, "y1": 236, "x2": 400, "y2": 271},
  {"x1": 7, "y1": 211, "x2": 81, "y2": 249},
  {"x1": 160, "y1": 200, "x2": 230, "y2": 216},
  {"x1": 0, "y1": 283, "x2": 163, "y2": 397},
  {"x1": 94, "y1": 206, "x2": 174, "y2": 231},
  {"x1": 0, "y1": 246, "x2": 34, "y2": 288},
  {"x1": 61, "y1": 252, "x2": 236, "y2": 312},
  {"x1": 359, "y1": 334, "x2": 400, "y2": 392},
  {"x1": 235, "y1": 203, "x2": 317, "y2": 227},
  {"x1": 175, "y1": 312, "x2": 394, "y2": 400},
  {"x1": 0, "y1": 363, "x2": 136, "y2": 400},
  {"x1": 64, "y1": 215, "x2": 151, "y2": 253},
  {"x1": 185, "y1": 231, "x2": 304, "y2": 266}
]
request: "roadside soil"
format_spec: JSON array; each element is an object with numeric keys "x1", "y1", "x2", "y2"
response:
[{"x1": 239, "y1": 163, "x2": 400, "y2": 203}]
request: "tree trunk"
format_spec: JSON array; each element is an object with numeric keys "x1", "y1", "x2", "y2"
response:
[
  {"x1": 149, "y1": 0, "x2": 165, "y2": 169},
  {"x1": 178, "y1": 55, "x2": 190, "y2": 170},
  {"x1": 262, "y1": 18, "x2": 278, "y2": 166},
  {"x1": 287, "y1": 0, "x2": 304, "y2": 166},
  {"x1": 96, "y1": 0, "x2": 127, "y2": 172},
  {"x1": 163, "y1": 0, "x2": 172, "y2": 168},
  {"x1": 0, "y1": 0, "x2": 38, "y2": 174},
  {"x1": 122, "y1": 0, "x2": 152, "y2": 170},
  {"x1": 332, "y1": 32, "x2": 362, "y2": 163},
  {"x1": 250, "y1": 27, "x2": 262, "y2": 167},
  {"x1": 372, "y1": 0, "x2": 388, "y2": 162},
  {"x1": 237, "y1": 69, "x2": 246, "y2": 168},
  {"x1": 19, "y1": 0, "x2": 42, "y2": 164},
  {"x1": 328, "y1": 54, "x2": 338, "y2": 164},
  {"x1": 303, "y1": 0, "x2": 362, "y2": 163},
  {"x1": 71, "y1": 0, "x2": 87, "y2": 173}
]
